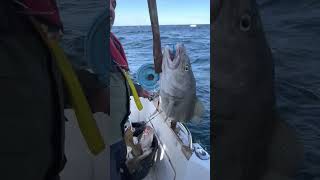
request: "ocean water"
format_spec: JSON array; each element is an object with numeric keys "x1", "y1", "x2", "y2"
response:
[
  {"x1": 112, "y1": 25, "x2": 211, "y2": 152},
  {"x1": 258, "y1": 0, "x2": 320, "y2": 179}
]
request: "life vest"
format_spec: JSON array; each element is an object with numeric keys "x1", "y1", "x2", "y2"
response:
[
  {"x1": 110, "y1": 32, "x2": 129, "y2": 71},
  {"x1": 110, "y1": 32, "x2": 143, "y2": 111}
]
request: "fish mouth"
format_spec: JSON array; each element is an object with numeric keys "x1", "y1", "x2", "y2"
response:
[
  {"x1": 109, "y1": 14, "x2": 114, "y2": 26},
  {"x1": 169, "y1": 50, "x2": 175, "y2": 61},
  {"x1": 164, "y1": 44, "x2": 184, "y2": 70}
]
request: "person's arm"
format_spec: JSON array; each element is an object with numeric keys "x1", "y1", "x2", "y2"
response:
[{"x1": 131, "y1": 83, "x2": 151, "y2": 98}]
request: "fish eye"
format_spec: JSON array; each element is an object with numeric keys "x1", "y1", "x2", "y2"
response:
[
  {"x1": 185, "y1": 65, "x2": 189, "y2": 71},
  {"x1": 240, "y1": 13, "x2": 251, "y2": 32},
  {"x1": 112, "y1": 1, "x2": 117, "y2": 9}
]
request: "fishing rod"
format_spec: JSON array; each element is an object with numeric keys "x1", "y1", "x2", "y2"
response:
[{"x1": 147, "y1": 0, "x2": 162, "y2": 73}]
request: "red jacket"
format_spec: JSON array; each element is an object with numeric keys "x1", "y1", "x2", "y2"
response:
[
  {"x1": 110, "y1": 32, "x2": 129, "y2": 71},
  {"x1": 18, "y1": 0, "x2": 63, "y2": 29}
]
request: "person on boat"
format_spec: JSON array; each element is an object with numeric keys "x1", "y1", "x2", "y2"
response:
[
  {"x1": 0, "y1": 1, "x2": 66, "y2": 180},
  {"x1": 55, "y1": 0, "x2": 150, "y2": 179},
  {"x1": 105, "y1": 0, "x2": 152, "y2": 178},
  {"x1": 0, "y1": 1, "x2": 121, "y2": 179}
]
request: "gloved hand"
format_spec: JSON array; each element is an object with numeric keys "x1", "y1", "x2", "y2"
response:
[
  {"x1": 134, "y1": 83, "x2": 151, "y2": 98},
  {"x1": 138, "y1": 88, "x2": 151, "y2": 98}
]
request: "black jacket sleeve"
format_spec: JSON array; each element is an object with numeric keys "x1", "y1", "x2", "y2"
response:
[{"x1": 63, "y1": 68, "x2": 106, "y2": 108}]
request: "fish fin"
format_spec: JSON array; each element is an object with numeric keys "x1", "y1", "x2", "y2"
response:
[
  {"x1": 191, "y1": 98, "x2": 205, "y2": 123},
  {"x1": 263, "y1": 116, "x2": 303, "y2": 178}
]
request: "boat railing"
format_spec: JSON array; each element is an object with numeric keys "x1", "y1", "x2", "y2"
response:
[{"x1": 179, "y1": 123, "x2": 193, "y2": 151}]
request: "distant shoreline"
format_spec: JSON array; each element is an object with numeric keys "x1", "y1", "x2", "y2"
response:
[{"x1": 113, "y1": 24, "x2": 210, "y2": 27}]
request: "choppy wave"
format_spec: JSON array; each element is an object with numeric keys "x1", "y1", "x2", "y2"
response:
[{"x1": 259, "y1": 0, "x2": 320, "y2": 178}]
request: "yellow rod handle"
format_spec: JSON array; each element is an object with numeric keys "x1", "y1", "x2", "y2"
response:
[
  {"x1": 123, "y1": 70, "x2": 143, "y2": 111},
  {"x1": 30, "y1": 17, "x2": 105, "y2": 155}
]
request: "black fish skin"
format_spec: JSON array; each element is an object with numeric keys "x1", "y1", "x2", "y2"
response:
[{"x1": 212, "y1": 0, "x2": 303, "y2": 180}]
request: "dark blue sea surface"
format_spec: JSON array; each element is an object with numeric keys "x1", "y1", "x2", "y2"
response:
[
  {"x1": 258, "y1": 0, "x2": 320, "y2": 179},
  {"x1": 112, "y1": 25, "x2": 211, "y2": 152}
]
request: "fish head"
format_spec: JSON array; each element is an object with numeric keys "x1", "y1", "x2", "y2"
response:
[
  {"x1": 161, "y1": 43, "x2": 195, "y2": 92},
  {"x1": 213, "y1": 0, "x2": 273, "y2": 93},
  {"x1": 162, "y1": 43, "x2": 193, "y2": 74}
]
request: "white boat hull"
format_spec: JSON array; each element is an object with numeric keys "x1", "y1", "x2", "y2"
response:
[
  {"x1": 60, "y1": 96, "x2": 210, "y2": 180},
  {"x1": 129, "y1": 96, "x2": 210, "y2": 180}
]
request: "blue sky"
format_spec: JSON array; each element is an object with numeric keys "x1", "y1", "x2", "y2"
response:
[{"x1": 113, "y1": 0, "x2": 210, "y2": 26}]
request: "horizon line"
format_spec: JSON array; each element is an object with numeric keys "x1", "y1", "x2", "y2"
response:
[{"x1": 113, "y1": 23, "x2": 210, "y2": 27}]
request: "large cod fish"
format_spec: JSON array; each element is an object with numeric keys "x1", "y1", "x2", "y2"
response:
[
  {"x1": 159, "y1": 43, "x2": 204, "y2": 124},
  {"x1": 212, "y1": 0, "x2": 303, "y2": 180}
]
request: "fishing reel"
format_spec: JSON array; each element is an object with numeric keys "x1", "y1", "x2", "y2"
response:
[
  {"x1": 136, "y1": 63, "x2": 160, "y2": 95},
  {"x1": 135, "y1": 44, "x2": 176, "y2": 91}
]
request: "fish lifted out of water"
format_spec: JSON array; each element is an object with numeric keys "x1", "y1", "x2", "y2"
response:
[
  {"x1": 212, "y1": 0, "x2": 303, "y2": 180},
  {"x1": 159, "y1": 43, "x2": 204, "y2": 124}
]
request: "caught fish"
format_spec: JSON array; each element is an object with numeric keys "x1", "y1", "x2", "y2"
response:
[
  {"x1": 159, "y1": 43, "x2": 204, "y2": 123},
  {"x1": 212, "y1": 0, "x2": 303, "y2": 179}
]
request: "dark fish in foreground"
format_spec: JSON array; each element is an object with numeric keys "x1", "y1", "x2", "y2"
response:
[
  {"x1": 212, "y1": 0, "x2": 303, "y2": 180},
  {"x1": 159, "y1": 43, "x2": 204, "y2": 123}
]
